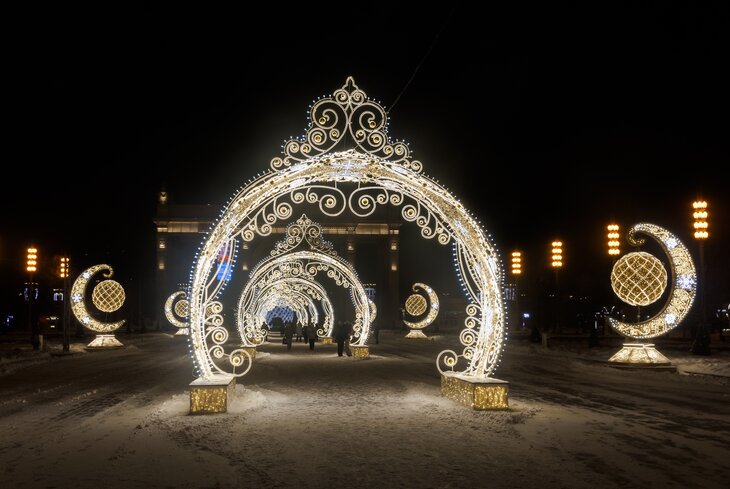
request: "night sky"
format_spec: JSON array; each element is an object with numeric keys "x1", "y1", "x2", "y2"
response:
[{"x1": 2, "y1": 3, "x2": 728, "y2": 314}]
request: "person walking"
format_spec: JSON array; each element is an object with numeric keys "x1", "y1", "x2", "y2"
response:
[
  {"x1": 295, "y1": 322, "x2": 303, "y2": 342},
  {"x1": 344, "y1": 320, "x2": 353, "y2": 356},
  {"x1": 284, "y1": 321, "x2": 294, "y2": 351},
  {"x1": 305, "y1": 322, "x2": 317, "y2": 350},
  {"x1": 335, "y1": 320, "x2": 353, "y2": 357}
]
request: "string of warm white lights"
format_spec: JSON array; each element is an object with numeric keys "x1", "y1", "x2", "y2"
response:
[
  {"x1": 188, "y1": 78, "x2": 504, "y2": 380},
  {"x1": 608, "y1": 223, "x2": 697, "y2": 339}
]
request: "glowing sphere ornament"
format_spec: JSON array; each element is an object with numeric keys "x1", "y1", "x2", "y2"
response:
[
  {"x1": 70, "y1": 264, "x2": 126, "y2": 349},
  {"x1": 92, "y1": 280, "x2": 126, "y2": 312},
  {"x1": 403, "y1": 283, "x2": 440, "y2": 338},
  {"x1": 607, "y1": 223, "x2": 697, "y2": 366},
  {"x1": 611, "y1": 251, "x2": 667, "y2": 307}
]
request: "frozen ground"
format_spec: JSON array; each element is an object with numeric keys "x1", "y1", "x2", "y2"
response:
[{"x1": 0, "y1": 332, "x2": 728, "y2": 489}]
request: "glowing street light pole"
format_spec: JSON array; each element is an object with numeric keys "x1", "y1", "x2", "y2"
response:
[
  {"x1": 511, "y1": 251, "x2": 522, "y2": 329},
  {"x1": 607, "y1": 224, "x2": 620, "y2": 257},
  {"x1": 59, "y1": 257, "x2": 71, "y2": 353},
  {"x1": 691, "y1": 200, "x2": 710, "y2": 355},
  {"x1": 26, "y1": 247, "x2": 39, "y2": 350},
  {"x1": 551, "y1": 241, "x2": 563, "y2": 332}
]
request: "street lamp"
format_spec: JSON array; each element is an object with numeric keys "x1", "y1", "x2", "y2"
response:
[
  {"x1": 607, "y1": 224, "x2": 620, "y2": 256},
  {"x1": 551, "y1": 241, "x2": 563, "y2": 332},
  {"x1": 59, "y1": 257, "x2": 71, "y2": 352},
  {"x1": 26, "y1": 246, "x2": 40, "y2": 350},
  {"x1": 692, "y1": 200, "x2": 710, "y2": 355},
  {"x1": 511, "y1": 251, "x2": 522, "y2": 329}
]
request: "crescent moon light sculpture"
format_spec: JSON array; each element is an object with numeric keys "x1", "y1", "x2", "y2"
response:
[
  {"x1": 607, "y1": 223, "x2": 697, "y2": 365},
  {"x1": 404, "y1": 283, "x2": 440, "y2": 338},
  {"x1": 164, "y1": 291, "x2": 190, "y2": 336},
  {"x1": 70, "y1": 264, "x2": 126, "y2": 349}
]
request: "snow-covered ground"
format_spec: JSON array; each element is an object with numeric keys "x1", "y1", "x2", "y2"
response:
[{"x1": 0, "y1": 332, "x2": 728, "y2": 488}]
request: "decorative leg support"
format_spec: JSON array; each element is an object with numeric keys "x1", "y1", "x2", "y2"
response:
[
  {"x1": 350, "y1": 345, "x2": 369, "y2": 359},
  {"x1": 86, "y1": 334, "x2": 124, "y2": 349},
  {"x1": 440, "y1": 372, "x2": 509, "y2": 410},
  {"x1": 189, "y1": 374, "x2": 236, "y2": 414},
  {"x1": 608, "y1": 343, "x2": 672, "y2": 367},
  {"x1": 405, "y1": 329, "x2": 428, "y2": 339},
  {"x1": 174, "y1": 328, "x2": 189, "y2": 336},
  {"x1": 320, "y1": 336, "x2": 333, "y2": 345}
]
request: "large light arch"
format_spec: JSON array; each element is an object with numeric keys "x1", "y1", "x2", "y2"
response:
[{"x1": 188, "y1": 77, "x2": 504, "y2": 381}]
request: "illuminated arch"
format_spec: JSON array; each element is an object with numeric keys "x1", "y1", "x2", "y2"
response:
[
  {"x1": 189, "y1": 78, "x2": 504, "y2": 380},
  {"x1": 236, "y1": 216, "x2": 369, "y2": 350},
  {"x1": 241, "y1": 276, "x2": 335, "y2": 343}
]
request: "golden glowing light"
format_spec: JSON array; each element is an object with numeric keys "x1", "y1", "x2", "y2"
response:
[
  {"x1": 607, "y1": 224, "x2": 621, "y2": 256},
  {"x1": 188, "y1": 78, "x2": 505, "y2": 382},
  {"x1": 59, "y1": 257, "x2": 70, "y2": 278},
  {"x1": 26, "y1": 247, "x2": 38, "y2": 273},
  {"x1": 550, "y1": 241, "x2": 563, "y2": 268},
  {"x1": 92, "y1": 280, "x2": 126, "y2": 313},
  {"x1": 405, "y1": 294, "x2": 428, "y2": 316},
  {"x1": 511, "y1": 251, "x2": 522, "y2": 275},
  {"x1": 692, "y1": 200, "x2": 709, "y2": 240}
]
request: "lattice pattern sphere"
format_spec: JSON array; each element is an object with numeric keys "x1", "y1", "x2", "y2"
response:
[
  {"x1": 611, "y1": 252, "x2": 667, "y2": 306},
  {"x1": 92, "y1": 280, "x2": 126, "y2": 312},
  {"x1": 175, "y1": 299, "x2": 190, "y2": 318},
  {"x1": 405, "y1": 294, "x2": 428, "y2": 316}
]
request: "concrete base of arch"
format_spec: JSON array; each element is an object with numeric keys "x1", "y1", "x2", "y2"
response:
[
  {"x1": 190, "y1": 374, "x2": 236, "y2": 414},
  {"x1": 440, "y1": 372, "x2": 509, "y2": 410},
  {"x1": 350, "y1": 345, "x2": 369, "y2": 359}
]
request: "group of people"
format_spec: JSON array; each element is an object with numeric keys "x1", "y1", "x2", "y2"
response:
[
  {"x1": 283, "y1": 321, "x2": 318, "y2": 350},
  {"x1": 266, "y1": 318, "x2": 355, "y2": 356}
]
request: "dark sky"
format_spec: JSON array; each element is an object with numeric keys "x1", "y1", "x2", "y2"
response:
[{"x1": 2, "y1": 3, "x2": 728, "y2": 310}]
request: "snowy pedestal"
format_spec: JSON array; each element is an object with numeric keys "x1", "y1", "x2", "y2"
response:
[
  {"x1": 440, "y1": 372, "x2": 509, "y2": 410},
  {"x1": 239, "y1": 346, "x2": 257, "y2": 359},
  {"x1": 321, "y1": 336, "x2": 333, "y2": 345},
  {"x1": 351, "y1": 345, "x2": 369, "y2": 359},
  {"x1": 189, "y1": 374, "x2": 236, "y2": 414},
  {"x1": 174, "y1": 328, "x2": 189, "y2": 336},
  {"x1": 86, "y1": 334, "x2": 124, "y2": 350},
  {"x1": 608, "y1": 343, "x2": 672, "y2": 367}
]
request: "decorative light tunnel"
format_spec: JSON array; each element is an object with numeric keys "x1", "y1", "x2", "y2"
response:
[
  {"x1": 187, "y1": 77, "x2": 505, "y2": 385},
  {"x1": 243, "y1": 276, "x2": 335, "y2": 342},
  {"x1": 236, "y1": 214, "x2": 369, "y2": 349}
]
